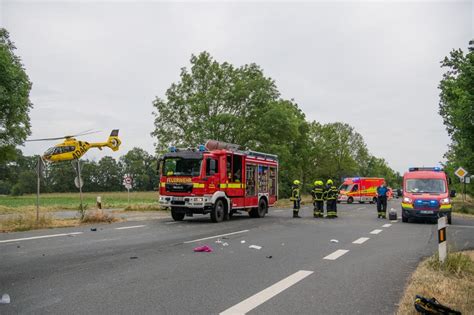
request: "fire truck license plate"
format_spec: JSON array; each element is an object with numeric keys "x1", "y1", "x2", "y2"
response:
[
  {"x1": 173, "y1": 197, "x2": 184, "y2": 201},
  {"x1": 420, "y1": 210, "x2": 433, "y2": 214}
]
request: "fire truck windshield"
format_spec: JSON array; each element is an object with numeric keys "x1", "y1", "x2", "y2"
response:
[
  {"x1": 163, "y1": 157, "x2": 202, "y2": 177},
  {"x1": 406, "y1": 179, "x2": 446, "y2": 194}
]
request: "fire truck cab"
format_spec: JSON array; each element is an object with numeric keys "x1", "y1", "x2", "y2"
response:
[{"x1": 158, "y1": 141, "x2": 278, "y2": 222}]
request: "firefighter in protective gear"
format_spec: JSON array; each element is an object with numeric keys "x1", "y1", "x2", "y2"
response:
[
  {"x1": 290, "y1": 180, "x2": 301, "y2": 218},
  {"x1": 311, "y1": 180, "x2": 324, "y2": 218},
  {"x1": 324, "y1": 179, "x2": 338, "y2": 218}
]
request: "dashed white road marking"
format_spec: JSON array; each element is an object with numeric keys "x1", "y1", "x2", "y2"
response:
[
  {"x1": 357, "y1": 207, "x2": 365, "y2": 210},
  {"x1": 382, "y1": 224, "x2": 392, "y2": 228},
  {"x1": 323, "y1": 249, "x2": 349, "y2": 260},
  {"x1": 219, "y1": 270, "x2": 313, "y2": 315},
  {"x1": 115, "y1": 225, "x2": 146, "y2": 230},
  {"x1": 370, "y1": 229, "x2": 383, "y2": 235},
  {"x1": 184, "y1": 230, "x2": 249, "y2": 244},
  {"x1": 165, "y1": 222, "x2": 178, "y2": 224},
  {"x1": 352, "y1": 237, "x2": 370, "y2": 244},
  {"x1": 0, "y1": 232, "x2": 83, "y2": 244}
]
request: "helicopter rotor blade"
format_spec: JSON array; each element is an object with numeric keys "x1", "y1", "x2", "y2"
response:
[
  {"x1": 26, "y1": 129, "x2": 102, "y2": 142},
  {"x1": 26, "y1": 136, "x2": 69, "y2": 142}
]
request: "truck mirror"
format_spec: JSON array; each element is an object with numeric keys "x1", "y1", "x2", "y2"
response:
[{"x1": 450, "y1": 190, "x2": 456, "y2": 198}]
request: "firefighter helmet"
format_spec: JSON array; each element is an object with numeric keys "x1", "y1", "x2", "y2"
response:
[
  {"x1": 326, "y1": 179, "x2": 333, "y2": 185},
  {"x1": 314, "y1": 180, "x2": 323, "y2": 186},
  {"x1": 293, "y1": 180, "x2": 301, "y2": 185}
]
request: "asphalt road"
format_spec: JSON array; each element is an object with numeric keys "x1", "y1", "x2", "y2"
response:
[{"x1": 1, "y1": 200, "x2": 473, "y2": 314}]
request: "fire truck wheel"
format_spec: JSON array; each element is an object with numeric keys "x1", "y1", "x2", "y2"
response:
[
  {"x1": 347, "y1": 197, "x2": 354, "y2": 204},
  {"x1": 252, "y1": 198, "x2": 267, "y2": 218},
  {"x1": 211, "y1": 199, "x2": 226, "y2": 223},
  {"x1": 171, "y1": 210, "x2": 185, "y2": 221}
]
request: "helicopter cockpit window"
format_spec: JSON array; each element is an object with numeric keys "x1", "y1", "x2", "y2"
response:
[{"x1": 45, "y1": 147, "x2": 55, "y2": 156}]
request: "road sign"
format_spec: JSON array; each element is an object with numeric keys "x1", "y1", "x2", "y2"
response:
[
  {"x1": 454, "y1": 167, "x2": 467, "y2": 179},
  {"x1": 74, "y1": 176, "x2": 84, "y2": 189}
]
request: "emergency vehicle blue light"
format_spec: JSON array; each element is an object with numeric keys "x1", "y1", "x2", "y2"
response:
[
  {"x1": 198, "y1": 145, "x2": 206, "y2": 152},
  {"x1": 169, "y1": 146, "x2": 177, "y2": 152},
  {"x1": 433, "y1": 167, "x2": 441, "y2": 171},
  {"x1": 353, "y1": 177, "x2": 360, "y2": 182}
]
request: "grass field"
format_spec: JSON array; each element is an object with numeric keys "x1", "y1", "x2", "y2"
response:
[
  {"x1": 0, "y1": 191, "x2": 160, "y2": 214},
  {"x1": 397, "y1": 251, "x2": 474, "y2": 314}
]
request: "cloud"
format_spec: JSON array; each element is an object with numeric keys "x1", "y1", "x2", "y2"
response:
[{"x1": 3, "y1": 1, "x2": 472, "y2": 172}]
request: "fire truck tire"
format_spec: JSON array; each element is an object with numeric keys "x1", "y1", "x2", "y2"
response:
[
  {"x1": 211, "y1": 199, "x2": 226, "y2": 223},
  {"x1": 171, "y1": 210, "x2": 185, "y2": 221},
  {"x1": 347, "y1": 197, "x2": 354, "y2": 204},
  {"x1": 250, "y1": 198, "x2": 267, "y2": 218}
]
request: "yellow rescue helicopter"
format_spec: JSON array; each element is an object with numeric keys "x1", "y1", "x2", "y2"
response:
[{"x1": 27, "y1": 129, "x2": 121, "y2": 162}]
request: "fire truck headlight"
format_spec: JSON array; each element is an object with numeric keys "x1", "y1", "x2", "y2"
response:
[
  {"x1": 440, "y1": 198, "x2": 450, "y2": 205},
  {"x1": 195, "y1": 197, "x2": 204, "y2": 202},
  {"x1": 403, "y1": 197, "x2": 412, "y2": 203}
]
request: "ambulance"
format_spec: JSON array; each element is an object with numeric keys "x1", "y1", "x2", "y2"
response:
[
  {"x1": 338, "y1": 177, "x2": 386, "y2": 204},
  {"x1": 401, "y1": 167, "x2": 455, "y2": 224}
]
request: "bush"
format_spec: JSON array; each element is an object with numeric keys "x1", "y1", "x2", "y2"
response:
[
  {"x1": 428, "y1": 252, "x2": 474, "y2": 277},
  {"x1": 0, "y1": 180, "x2": 11, "y2": 195},
  {"x1": 10, "y1": 184, "x2": 23, "y2": 196},
  {"x1": 81, "y1": 211, "x2": 117, "y2": 224}
]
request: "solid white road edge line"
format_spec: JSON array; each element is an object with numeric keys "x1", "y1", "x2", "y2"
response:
[
  {"x1": 115, "y1": 225, "x2": 146, "y2": 230},
  {"x1": 352, "y1": 237, "x2": 370, "y2": 244},
  {"x1": 382, "y1": 224, "x2": 392, "y2": 228},
  {"x1": 323, "y1": 249, "x2": 349, "y2": 260},
  {"x1": 184, "y1": 230, "x2": 249, "y2": 244},
  {"x1": 0, "y1": 232, "x2": 83, "y2": 244},
  {"x1": 370, "y1": 229, "x2": 383, "y2": 234},
  {"x1": 219, "y1": 270, "x2": 314, "y2": 315}
]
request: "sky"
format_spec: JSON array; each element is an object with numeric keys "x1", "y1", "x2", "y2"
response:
[{"x1": 1, "y1": 0, "x2": 473, "y2": 173}]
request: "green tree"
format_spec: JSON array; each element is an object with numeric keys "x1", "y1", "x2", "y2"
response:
[
  {"x1": 120, "y1": 148, "x2": 157, "y2": 191},
  {"x1": 0, "y1": 28, "x2": 33, "y2": 163},
  {"x1": 152, "y1": 52, "x2": 280, "y2": 152},
  {"x1": 96, "y1": 156, "x2": 122, "y2": 191},
  {"x1": 439, "y1": 40, "x2": 474, "y2": 176}
]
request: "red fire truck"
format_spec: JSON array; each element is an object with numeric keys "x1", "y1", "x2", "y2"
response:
[{"x1": 158, "y1": 140, "x2": 278, "y2": 222}]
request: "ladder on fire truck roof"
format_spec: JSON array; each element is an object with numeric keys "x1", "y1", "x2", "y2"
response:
[{"x1": 205, "y1": 140, "x2": 278, "y2": 161}]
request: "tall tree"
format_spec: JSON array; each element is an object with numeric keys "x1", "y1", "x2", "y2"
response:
[
  {"x1": 152, "y1": 52, "x2": 280, "y2": 152},
  {"x1": 0, "y1": 28, "x2": 33, "y2": 163},
  {"x1": 439, "y1": 40, "x2": 474, "y2": 175},
  {"x1": 120, "y1": 147, "x2": 158, "y2": 191}
]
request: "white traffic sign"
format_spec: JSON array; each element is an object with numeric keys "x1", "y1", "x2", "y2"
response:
[
  {"x1": 454, "y1": 167, "x2": 467, "y2": 179},
  {"x1": 74, "y1": 176, "x2": 84, "y2": 189}
]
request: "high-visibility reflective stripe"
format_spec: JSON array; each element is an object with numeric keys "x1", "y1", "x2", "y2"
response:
[
  {"x1": 438, "y1": 227, "x2": 446, "y2": 243},
  {"x1": 193, "y1": 183, "x2": 205, "y2": 188},
  {"x1": 401, "y1": 203, "x2": 413, "y2": 209},
  {"x1": 440, "y1": 204, "x2": 452, "y2": 210},
  {"x1": 220, "y1": 183, "x2": 245, "y2": 189},
  {"x1": 160, "y1": 182, "x2": 166, "y2": 187}
]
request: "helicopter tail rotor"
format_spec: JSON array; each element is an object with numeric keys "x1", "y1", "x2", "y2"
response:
[{"x1": 107, "y1": 129, "x2": 121, "y2": 151}]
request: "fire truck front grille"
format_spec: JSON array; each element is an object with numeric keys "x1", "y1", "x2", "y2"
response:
[{"x1": 165, "y1": 183, "x2": 193, "y2": 193}]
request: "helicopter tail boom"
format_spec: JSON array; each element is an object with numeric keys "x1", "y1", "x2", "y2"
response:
[{"x1": 89, "y1": 129, "x2": 121, "y2": 151}]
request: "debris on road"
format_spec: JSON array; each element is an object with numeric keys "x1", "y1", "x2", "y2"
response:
[
  {"x1": 330, "y1": 239, "x2": 339, "y2": 243},
  {"x1": 249, "y1": 245, "x2": 262, "y2": 250},
  {"x1": 215, "y1": 239, "x2": 222, "y2": 244},
  {"x1": 129, "y1": 256, "x2": 138, "y2": 260},
  {"x1": 241, "y1": 240, "x2": 246, "y2": 244},
  {"x1": 266, "y1": 255, "x2": 273, "y2": 259},
  {"x1": 194, "y1": 245, "x2": 213, "y2": 253},
  {"x1": 0, "y1": 294, "x2": 10, "y2": 304},
  {"x1": 90, "y1": 228, "x2": 97, "y2": 232},
  {"x1": 222, "y1": 242, "x2": 229, "y2": 247}
]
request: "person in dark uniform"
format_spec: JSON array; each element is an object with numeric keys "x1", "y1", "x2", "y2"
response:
[
  {"x1": 311, "y1": 180, "x2": 324, "y2": 218},
  {"x1": 376, "y1": 181, "x2": 389, "y2": 218},
  {"x1": 290, "y1": 180, "x2": 301, "y2": 218},
  {"x1": 325, "y1": 179, "x2": 338, "y2": 218}
]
